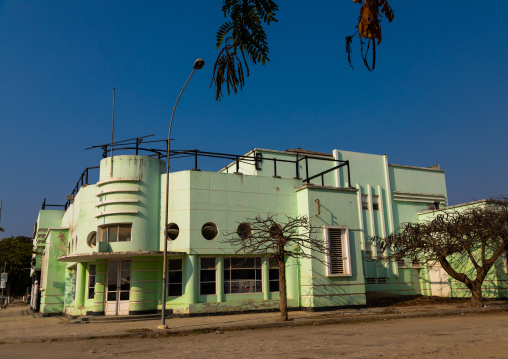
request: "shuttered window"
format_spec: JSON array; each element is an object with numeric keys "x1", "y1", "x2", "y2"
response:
[{"x1": 325, "y1": 227, "x2": 351, "y2": 277}]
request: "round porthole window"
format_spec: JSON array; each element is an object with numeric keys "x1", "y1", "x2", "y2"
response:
[
  {"x1": 237, "y1": 222, "x2": 252, "y2": 239},
  {"x1": 86, "y1": 231, "x2": 97, "y2": 248},
  {"x1": 202, "y1": 222, "x2": 218, "y2": 240},
  {"x1": 166, "y1": 223, "x2": 180, "y2": 241},
  {"x1": 269, "y1": 223, "x2": 283, "y2": 238}
]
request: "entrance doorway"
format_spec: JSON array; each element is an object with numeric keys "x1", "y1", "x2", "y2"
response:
[
  {"x1": 429, "y1": 261, "x2": 450, "y2": 297},
  {"x1": 105, "y1": 260, "x2": 130, "y2": 315}
]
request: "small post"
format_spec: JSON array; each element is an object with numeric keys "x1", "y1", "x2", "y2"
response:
[
  {"x1": 346, "y1": 161, "x2": 351, "y2": 188},
  {"x1": 305, "y1": 156, "x2": 309, "y2": 180},
  {"x1": 295, "y1": 154, "x2": 300, "y2": 179},
  {"x1": 236, "y1": 156, "x2": 239, "y2": 173},
  {"x1": 273, "y1": 158, "x2": 277, "y2": 177},
  {"x1": 85, "y1": 168, "x2": 89, "y2": 185},
  {"x1": 194, "y1": 150, "x2": 198, "y2": 170},
  {"x1": 110, "y1": 88, "x2": 115, "y2": 177}
]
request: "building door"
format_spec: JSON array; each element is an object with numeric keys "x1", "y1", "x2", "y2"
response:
[
  {"x1": 105, "y1": 260, "x2": 130, "y2": 315},
  {"x1": 429, "y1": 261, "x2": 450, "y2": 297}
]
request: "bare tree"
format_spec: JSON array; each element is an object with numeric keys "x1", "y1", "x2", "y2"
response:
[
  {"x1": 373, "y1": 196, "x2": 508, "y2": 307},
  {"x1": 222, "y1": 214, "x2": 328, "y2": 321}
]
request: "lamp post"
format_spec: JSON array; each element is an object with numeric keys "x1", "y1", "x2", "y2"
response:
[{"x1": 159, "y1": 58, "x2": 204, "y2": 329}]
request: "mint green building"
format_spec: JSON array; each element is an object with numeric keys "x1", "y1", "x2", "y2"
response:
[{"x1": 29, "y1": 146, "x2": 499, "y2": 317}]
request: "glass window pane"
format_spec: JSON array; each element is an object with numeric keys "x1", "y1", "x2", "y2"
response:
[
  {"x1": 120, "y1": 278, "x2": 130, "y2": 291},
  {"x1": 109, "y1": 226, "x2": 118, "y2": 242},
  {"x1": 200, "y1": 282, "x2": 216, "y2": 295},
  {"x1": 224, "y1": 281, "x2": 230, "y2": 294},
  {"x1": 230, "y1": 281, "x2": 240, "y2": 293},
  {"x1": 232, "y1": 257, "x2": 253, "y2": 268},
  {"x1": 101, "y1": 227, "x2": 107, "y2": 242},
  {"x1": 88, "y1": 287, "x2": 95, "y2": 299},
  {"x1": 255, "y1": 269, "x2": 261, "y2": 279},
  {"x1": 121, "y1": 260, "x2": 130, "y2": 271},
  {"x1": 269, "y1": 269, "x2": 279, "y2": 280},
  {"x1": 256, "y1": 280, "x2": 262, "y2": 292},
  {"x1": 169, "y1": 258, "x2": 182, "y2": 271},
  {"x1": 168, "y1": 284, "x2": 182, "y2": 297},
  {"x1": 255, "y1": 258, "x2": 261, "y2": 267},
  {"x1": 269, "y1": 258, "x2": 279, "y2": 268},
  {"x1": 231, "y1": 269, "x2": 255, "y2": 280},
  {"x1": 108, "y1": 262, "x2": 118, "y2": 289},
  {"x1": 201, "y1": 258, "x2": 215, "y2": 269},
  {"x1": 119, "y1": 291, "x2": 129, "y2": 301},
  {"x1": 269, "y1": 280, "x2": 279, "y2": 292},
  {"x1": 107, "y1": 292, "x2": 117, "y2": 301},
  {"x1": 89, "y1": 276, "x2": 96, "y2": 287},
  {"x1": 224, "y1": 257, "x2": 230, "y2": 268},
  {"x1": 169, "y1": 271, "x2": 182, "y2": 283},
  {"x1": 89, "y1": 264, "x2": 96, "y2": 276},
  {"x1": 118, "y1": 224, "x2": 131, "y2": 242},
  {"x1": 200, "y1": 270, "x2": 216, "y2": 282},
  {"x1": 224, "y1": 270, "x2": 230, "y2": 281}
]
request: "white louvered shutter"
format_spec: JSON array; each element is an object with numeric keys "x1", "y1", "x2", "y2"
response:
[{"x1": 328, "y1": 228, "x2": 345, "y2": 274}]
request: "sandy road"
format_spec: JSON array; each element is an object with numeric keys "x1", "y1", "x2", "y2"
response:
[{"x1": 2, "y1": 311, "x2": 508, "y2": 359}]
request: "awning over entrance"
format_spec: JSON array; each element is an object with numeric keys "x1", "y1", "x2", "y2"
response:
[{"x1": 57, "y1": 251, "x2": 186, "y2": 262}]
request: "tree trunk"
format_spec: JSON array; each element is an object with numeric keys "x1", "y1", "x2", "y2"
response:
[
  {"x1": 278, "y1": 258, "x2": 288, "y2": 321},
  {"x1": 469, "y1": 282, "x2": 484, "y2": 308}
]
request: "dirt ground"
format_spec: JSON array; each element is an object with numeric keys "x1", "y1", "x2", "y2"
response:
[{"x1": 2, "y1": 311, "x2": 508, "y2": 359}]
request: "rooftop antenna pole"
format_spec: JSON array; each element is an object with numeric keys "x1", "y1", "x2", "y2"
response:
[{"x1": 110, "y1": 88, "x2": 115, "y2": 177}]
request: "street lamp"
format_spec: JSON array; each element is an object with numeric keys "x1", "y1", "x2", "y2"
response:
[{"x1": 159, "y1": 58, "x2": 204, "y2": 329}]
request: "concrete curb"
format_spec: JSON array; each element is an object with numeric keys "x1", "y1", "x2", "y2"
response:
[{"x1": 2, "y1": 305, "x2": 507, "y2": 344}]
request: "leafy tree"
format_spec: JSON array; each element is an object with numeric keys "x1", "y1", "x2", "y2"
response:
[
  {"x1": 373, "y1": 197, "x2": 508, "y2": 307},
  {"x1": 212, "y1": 0, "x2": 394, "y2": 100},
  {"x1": 222, "y1": 214, "x2": 328, "y2": 321},
  {"x1": 0, "y1": 235, "x2": 33, "y2": 297}
]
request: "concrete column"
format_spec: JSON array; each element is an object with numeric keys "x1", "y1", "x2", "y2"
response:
[
  {"x1": 185, "y1": 254, "x2": 198, "y2": 304},
  {"x1": 262, "y1": 257, "x2": 270, "y2": 300},
  {"x1": 216, "y1": 256, "x2": 224, "y2": 302},
  {"x1": 93, "y1": 261, "x2": 106, "y2": 315},
  {"x1": 285, "y1": 257, "x2": 299, "y2": 301},
  {"x1": 75, "y1": 262, "x2": 86, "y2": 308}
]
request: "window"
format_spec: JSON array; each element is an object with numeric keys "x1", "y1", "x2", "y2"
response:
[
  {"x1": 269, "y1": 259, "x2": 279, "y2": 292},
  {"x1": 98, "y1": 224, "x2": 132, "y2": 242},
  {"x1": 361, "y1": 195, "x2": 369, "y2": 210},
  {"x1": 366, "y1": 277, "x2": 376, "y2": 284},
  {"x1": 166, "y1": 223, "x2": 179, "y2": 241},
  {"x1": 377, "y1": 277, "x2": 387, "y2": 284},
  {"x1": 269, "y1": 223, "x2": 283, "y2": 238},
  {"x1": 324, "y1": 226, "x2": 352, "y2": 276},
  {"x1": 200, "y1": 257, "x2": 216, "y2": 295},
  {"x1": 88, "y1": 264, "x2": 96, "y2": 299},
  {"x1": 224, "y1": 257, "x2": 262, "y2": 294},
  {"x1": 168, "y1": 258, "x2": 183, "y2": 296},
  {"x1": 237, "y1": 223, "x2": 252, "y2": 239},
  {"x1": 201, "y1": 222, "x2": 218, "y2": 240},
  {"x1": 87, "y1": 232, "x2": 97, "y2": 248},
  {"x1": 372, "y1": 196, "x2": 379, "y2": 211},
  {"x1": 397, "y1": 259, "x2": 406, "y2": 267}
]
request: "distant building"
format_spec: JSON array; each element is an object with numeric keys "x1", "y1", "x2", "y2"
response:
[{"x1": 29, "y1": 146, "x2": 507, "y2": 316}]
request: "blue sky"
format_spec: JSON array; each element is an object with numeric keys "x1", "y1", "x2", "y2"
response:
[{"x1": 1, "y1": 1, "x2": 507, "y2": 238}]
